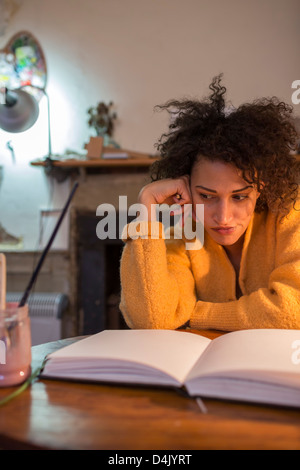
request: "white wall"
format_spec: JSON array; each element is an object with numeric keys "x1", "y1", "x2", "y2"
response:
[{"x1": 0, "y1": 0, "x2": 299, "y2": 250}]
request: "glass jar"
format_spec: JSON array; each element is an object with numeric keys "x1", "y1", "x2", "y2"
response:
[{"x1": 0, "y1": 302, "x2": 31, "y2": 387}]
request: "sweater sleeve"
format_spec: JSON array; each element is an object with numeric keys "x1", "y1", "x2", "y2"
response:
[
  {"x1": 190, "y1": 207, "x2": 300, "y2": 331},
  {"x1": 119, "y1": 221, "x2": 197, "y2": 329}
]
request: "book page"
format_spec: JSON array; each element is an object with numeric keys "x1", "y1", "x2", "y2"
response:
[
  {"x1": 186, "y1": 329, "x2": 300, "y2": 386},
  {"x1": 46, "y1": 330, "x2": 211, "y2": 384}
]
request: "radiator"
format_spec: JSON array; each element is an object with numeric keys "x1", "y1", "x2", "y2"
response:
[{"x1": 6, "y1": 292, "x2": 69, "y2": 346}]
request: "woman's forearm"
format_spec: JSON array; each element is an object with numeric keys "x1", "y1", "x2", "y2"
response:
[{"x1": 119, "y1": 224, "x2": 196, "y2": 329}]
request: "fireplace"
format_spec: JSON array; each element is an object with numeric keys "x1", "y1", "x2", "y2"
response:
[
  {"x1": 71, "y1": 209, "x2": 132, "y2": 335},
  {"x1": 67, "y1": 167, "x2": 153, "y2": 336}
]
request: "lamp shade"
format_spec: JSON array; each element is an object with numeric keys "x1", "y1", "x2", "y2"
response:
[{"x1": 0, "y1": 89, "x2": 39, "y2": 133}]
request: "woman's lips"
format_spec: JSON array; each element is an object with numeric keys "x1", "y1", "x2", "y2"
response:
[{"x1": 211, "y1": 226, "x2": 236, "y2": 235}]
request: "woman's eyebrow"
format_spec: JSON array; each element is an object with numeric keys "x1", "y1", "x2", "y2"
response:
[
  {"x1": 232, "y1": 185, "x2": 253, "y2": 193},
  {"x1": 195, "y1": 185, "x2": 217, "y2": 193},
  {"x1": 195, "y1": 185, "x2": 253, "y2": 193}
]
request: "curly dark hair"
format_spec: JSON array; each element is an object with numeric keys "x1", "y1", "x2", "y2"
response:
[{"x1": 151, "y1": 74, "x2": 299, "y2": 215}]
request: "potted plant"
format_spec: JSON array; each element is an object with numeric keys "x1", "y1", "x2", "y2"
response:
[{"x1": 87, "y1": 101, "x2": 120, "y2": 148}]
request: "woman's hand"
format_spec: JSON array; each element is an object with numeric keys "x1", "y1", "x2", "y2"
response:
[{"x1": 138, "y1": 176, "x2": 192, "y2": 221}]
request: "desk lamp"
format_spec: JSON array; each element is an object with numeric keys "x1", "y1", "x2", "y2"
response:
[
  {"x1": 0, "y1": 87, "x2": 39, "y2": 133},
  {"x1": 0, "y1": 85, "x2": 53, "y2": 166}
]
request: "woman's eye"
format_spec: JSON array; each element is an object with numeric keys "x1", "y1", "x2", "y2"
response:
[
  {"x1": 198, "y1": 193, "x2": 249, "y2": 201},
  {"x1": 199, "y1": 193, "x2": 214, "y2": 200},
  {"x1": 233, "y1": 195, "x2": 248, "y2": 201}
]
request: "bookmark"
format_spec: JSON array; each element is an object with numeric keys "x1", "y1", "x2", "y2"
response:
[{"x1": 0, "y1": 253, "x2": 6, "y2": 310}]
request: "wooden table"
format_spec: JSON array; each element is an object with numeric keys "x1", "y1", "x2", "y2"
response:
[{"x1": 0, "y1": 330, "x2": 300, "y2": 450}]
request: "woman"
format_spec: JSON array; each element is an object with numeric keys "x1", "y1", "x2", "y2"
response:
[{"x1": 120, "y1": 75, "x2": 300, "y2": 331}]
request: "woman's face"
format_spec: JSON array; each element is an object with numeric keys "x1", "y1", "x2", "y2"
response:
[{"x1": 190, "y1": 158, "x2": 260, "y2": 247}]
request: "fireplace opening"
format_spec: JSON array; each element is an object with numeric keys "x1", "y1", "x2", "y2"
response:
[{"x1": 74, "y1": 210, "x2": 131, "y2": 335}]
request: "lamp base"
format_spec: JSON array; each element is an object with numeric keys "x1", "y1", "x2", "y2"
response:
[
  {"x1": 0, "y1": 223, "x2": 23, "y2": 249},
  {"x1": 43, "y1": 156, "x2": 73, "y2": 183}
]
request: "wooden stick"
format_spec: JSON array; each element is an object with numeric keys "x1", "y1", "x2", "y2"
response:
[{"x1": 18, "y1": 182, "x2": 79, "y2": 308}]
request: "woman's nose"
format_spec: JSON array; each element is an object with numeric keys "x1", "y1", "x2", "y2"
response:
[{"x1": 214, "y1": 200, "x2": 233, "y2": 225}]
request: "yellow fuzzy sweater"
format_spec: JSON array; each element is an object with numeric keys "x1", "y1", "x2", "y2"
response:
[{"x1": 120, "y1": 205, "x2": 300, "y2": 331}]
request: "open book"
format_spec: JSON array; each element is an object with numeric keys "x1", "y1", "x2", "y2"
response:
[{"x1": 41, "y1": 329, "x2": 300, "y2": 408}]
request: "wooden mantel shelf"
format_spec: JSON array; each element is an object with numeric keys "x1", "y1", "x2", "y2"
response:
[{"x1": 30, "y1": 153, "x2": 158, "y2": 169}]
